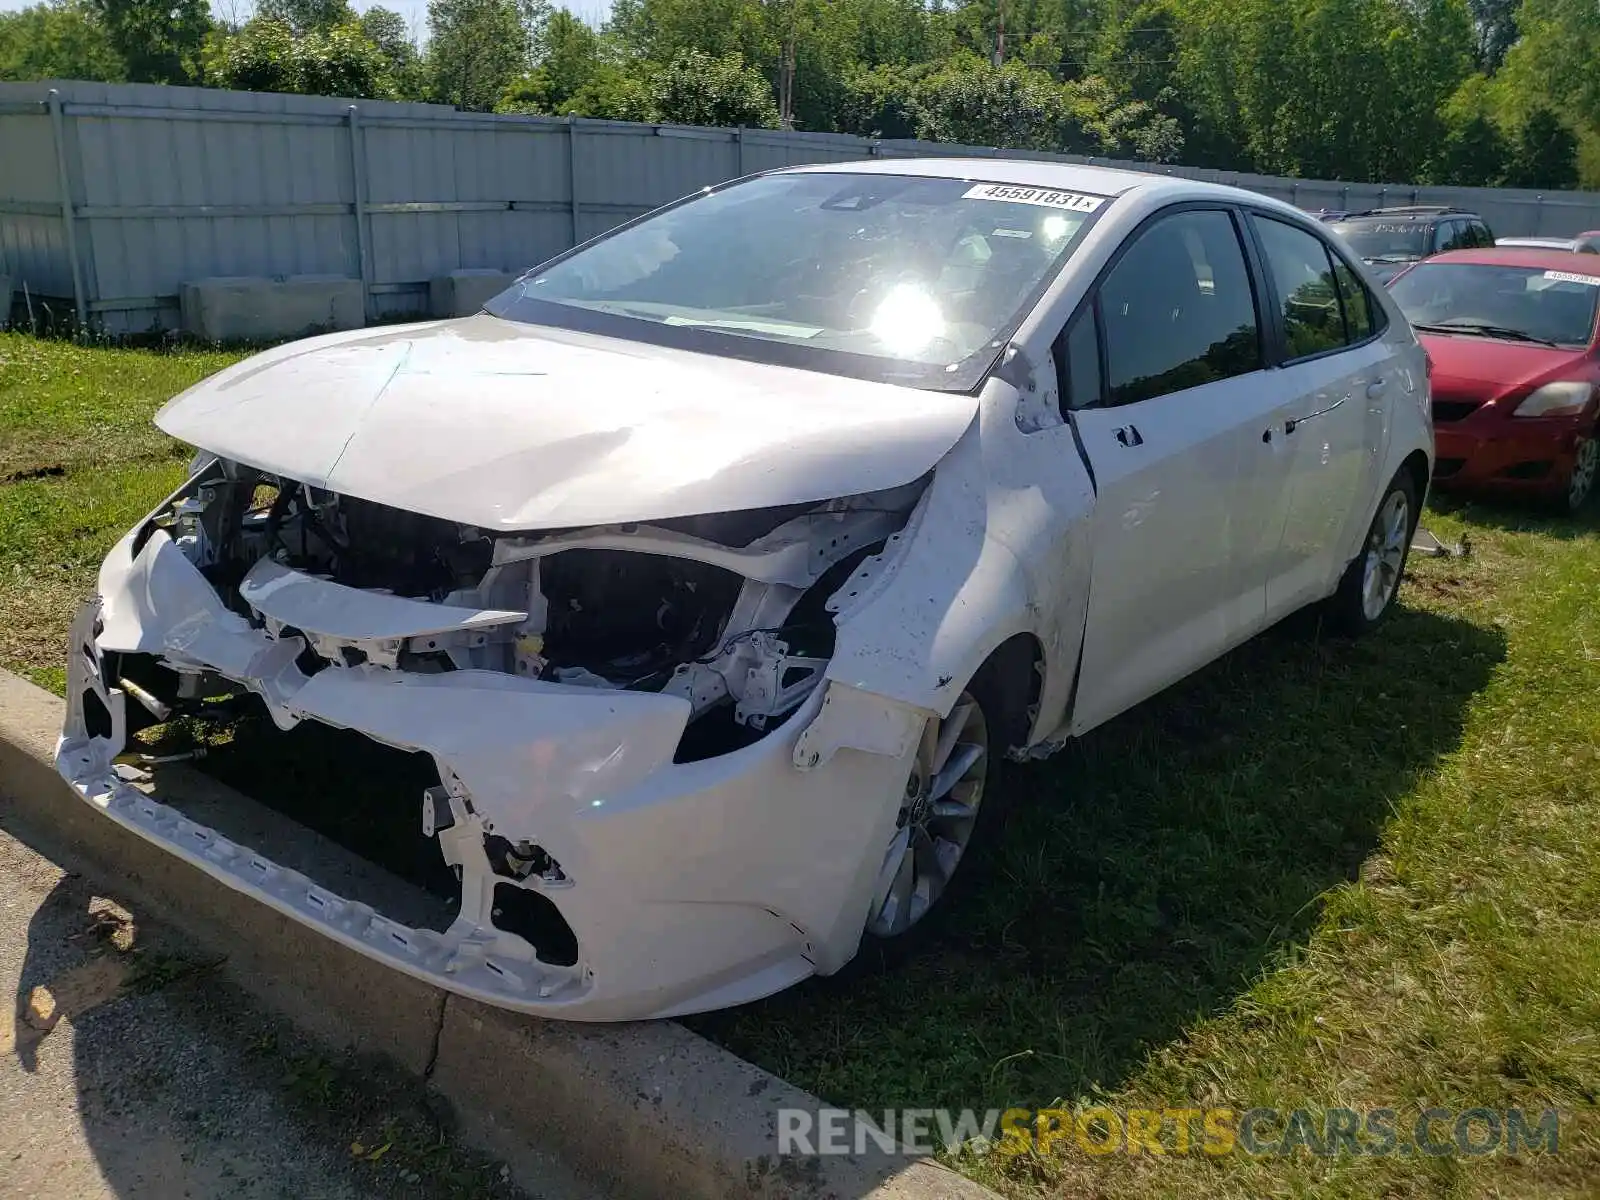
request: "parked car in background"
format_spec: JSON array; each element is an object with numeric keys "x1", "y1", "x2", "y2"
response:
[
  {"x1": 1496, "y1": 233, "x2": 1600, "y2": 255},
  {"x1": 1329, "y1": 207, "x2": 1495, "y2": 283},
  {"x1": 1388, "y1": 247, "x2": 1600, "y2": 511},
  {"x1": 57, "y1": 160, "x2": 1432, "y2": 1020}
]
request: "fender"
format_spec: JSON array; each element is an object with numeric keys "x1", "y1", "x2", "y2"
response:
[{"x1": 815, "y1": 380, "x2": 1095, "y2": 739}]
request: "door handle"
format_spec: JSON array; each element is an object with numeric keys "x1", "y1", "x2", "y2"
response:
[
  {"x1": 1366, "y1": 379, "x2": 1388, "y2": 398},
  {"x1": 1114, "y1": 424, "x2": 1144, "y2": 447},
  {"x1": 1283, "y1": 393, "x2": 1349, "y2": 435}
]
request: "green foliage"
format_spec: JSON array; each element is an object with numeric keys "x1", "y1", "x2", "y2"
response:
[
  {"x1": 425, "y1": 0, "x2": 535, "y2": 111},
  {"x1": 254, "y1": 0, "x2": 355, "y2": 34},
  {"x1": 1171, "y1": 0, "x2": 1474, "y2": 180},
  {"x1": 358, "y1": 6, "x2": 423, "y2": 97},
  {"x1": 6, "y1": 0, "x2": 1596, "y2": 191},
  {"x1": 1509, "y1": 107, "x2": 1579, "y2": 190},
  {"x1": 0, "y1": 1, "x2": 125, "y2": 82},
  {"x1": 839, "y1": 62, "x2": 924, "y2": 139},
  {"x1": 1430, "y1": 110, "x2": 1510, "y2": 187},
  {"x1": 1492, "y1": 0, "x2": 1600, "y2": 185},
  {"x1": 85, "y1": 0, "x2": 209, "y2": 83},
  {"x1": 911, "y1": 54, "x2": 1064, "y2": 150},
  {"x1": 650, "y1": 47, "x2": 778, "y2": 127},
  {"x1": 207, "y1": 17, "x2": 397, "y2": 99}
]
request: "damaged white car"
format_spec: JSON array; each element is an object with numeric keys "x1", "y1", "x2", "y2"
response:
[{"x1": 57, "y1": 160, "x2": 1432, "y2": 1020}]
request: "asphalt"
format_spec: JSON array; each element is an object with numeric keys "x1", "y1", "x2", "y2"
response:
[{"x1": 0, "y1": 819, "x2": 595, "y2": 1200}]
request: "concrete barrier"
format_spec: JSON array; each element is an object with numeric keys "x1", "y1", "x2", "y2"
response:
[
  {"x1": 180, "y1": 275, "x2": 365, "y2": 342},
  {"x1": 429, "y1": 269, "x2": 515, "y2": 318},
  {"x1": 0, "y1": 669, "x2": 1000, "y2": 1200}
]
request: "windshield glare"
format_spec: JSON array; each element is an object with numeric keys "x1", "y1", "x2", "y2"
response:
[
  {"x1": 485, "y1": 172, "x2": 1105, "y2": 391},
  {"x1": 1390, "y1": 262, "x2": 1600, "y2": 347},
  {"x1": 1332, "y1": 220, "x2": 1429, "y2": 259}
]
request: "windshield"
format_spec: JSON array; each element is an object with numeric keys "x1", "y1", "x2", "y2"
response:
[
  {"x1": 485, "y1": 172, "x2": 1106, "y2": 392},
  {"x1": 1331, "y1": 220, "x2": 1430, "y2": 260},
  {"x1": 1390, "y1": 262, "x2": 1600, "y2": 347}
]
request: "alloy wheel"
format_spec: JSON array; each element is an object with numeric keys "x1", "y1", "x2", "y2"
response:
[
  {"x1": 1360, "y1": 489, "x2": 1410, "y2": 622},
  {"x1": 1568, "y1": 436, "x2": 1598, "y2": 511},
  {"x1": 865, "y1": 692, "x2": 989, "y2": 939}
]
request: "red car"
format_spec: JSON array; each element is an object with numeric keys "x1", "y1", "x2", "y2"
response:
[{"x1": 1388, "y1": 248, "x2": 1600, "y2": 511}]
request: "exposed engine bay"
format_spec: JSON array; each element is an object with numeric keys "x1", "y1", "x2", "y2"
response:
[{"x1": 131, "y1": 459, "x2": 924, "y2": 760}]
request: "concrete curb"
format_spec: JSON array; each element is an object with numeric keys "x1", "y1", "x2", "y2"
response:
[{"x1": 0, "y1": 669, "x2": 1000, "y2": 1200}]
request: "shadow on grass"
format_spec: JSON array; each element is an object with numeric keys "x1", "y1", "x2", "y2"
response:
[
  {"x1": 146, "y1": 598, "x2": 1505, "y2": 1116},
  {"x1": 687, "y1": 603, "x2": 1505, "y2": 1112},
  {"x1": 1427, "y1": 488, "x2": 1600, "y2": 540}
]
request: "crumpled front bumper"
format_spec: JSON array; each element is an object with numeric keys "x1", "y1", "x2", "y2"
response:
[{"x1": 56, "y1": 530, "x2": 918, "y2": 1020}]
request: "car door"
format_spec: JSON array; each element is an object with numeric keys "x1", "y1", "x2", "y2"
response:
[
  {"x1": 1066, "y1": 206, "x2": 1285, "y2": 735},
  {"x1": 1247, "y1": 213, "x2": 1391, "y2": 618}
]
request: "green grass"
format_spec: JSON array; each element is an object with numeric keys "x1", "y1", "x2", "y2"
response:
[
  {"x1": 2, "y1": 331, "x2": 1597, "y2": 1197},
  {"x1": 0, "y1": 333, "x2": 247, "y2": 690}
]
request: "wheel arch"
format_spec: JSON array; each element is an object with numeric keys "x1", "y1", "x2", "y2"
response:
[{"x1": 972, "y1": 631, "x2": 1044, "y2": 751}]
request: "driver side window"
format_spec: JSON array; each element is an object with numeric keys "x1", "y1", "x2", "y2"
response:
[{"x1": 1096, "y1": 209, "x2": 1263, "y2": 406}]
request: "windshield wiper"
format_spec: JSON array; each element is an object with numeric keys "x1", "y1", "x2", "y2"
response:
[{"x1": 1412, "y1": 320, "x2": 1559, "y2": 347}]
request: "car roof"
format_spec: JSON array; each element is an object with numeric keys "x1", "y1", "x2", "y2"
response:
[
  {"x1": 1335, "y1": 212, "x2": 1456, "y2": 224},
  {"x1": 780, "y1": 156, "x2": 1181, "y2": 199},
  {"x1": 1423, "y1": 247, "x2": 1600, "y2": 273}
]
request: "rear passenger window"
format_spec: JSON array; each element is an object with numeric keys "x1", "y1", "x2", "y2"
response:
[
  {"x1": 1099, "y1": 209, "x2": 1261, "y2": 406},
  {"x1": 1253, "y1": 216, "x2": 1346, "y2": 359},
  {"x1": 1331, "y1": 258, "x2": 1377, "y2": 341}
]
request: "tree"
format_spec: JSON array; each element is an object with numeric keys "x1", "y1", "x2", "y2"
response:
[
  {"x1": 254, "y1": 0, "x2": 353, "y2": 33},
  {"x1": 911, "y1": 55, "x2": 1065, "y2": 151},
  {"x1": 650, "y1": 48, "x2": 779, "y2": 126},
  {"x1": 1492, "y1": 0, "x2": 1600, "y2": 185},
  {"x1": 0, "y1": 1, "x2": 125, "y2": 81},
  {"x1": 426, "y1": 0, "x2": 531, "y2": 111},
  {"x1": 1466, "y1": 0, "x2": 1517, "y2": 71},
  {"x1": 207, "y1": 16, "x2": 397, "y2": 98},
  {"x1": 85, "y1": 0, "x2": 210, "y2": 83},
  {"x1": 663, "y1": 47, "x2": 771, "y2": 126},
  {"x1": 1429, "y1": 110, "x2": 1509, "y2": 186},
  {"x1": 1509, "y1": 107, "x2": 1579, "y2": 189},
  {"x1": 359, "y1": 6, "x2": 423, "y2": 97},
  {"x1": 839, "y1": 62, "x2": 923, "y2": 138}
]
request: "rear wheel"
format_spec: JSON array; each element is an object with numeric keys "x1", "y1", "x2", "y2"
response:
[{"x1": 1327, "y1": 469, "x2": 1417, "y2": 635}]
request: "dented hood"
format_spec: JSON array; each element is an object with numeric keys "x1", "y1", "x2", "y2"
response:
[{"x1": 156, "y1": 314, "x2": 978, "y2": 531}]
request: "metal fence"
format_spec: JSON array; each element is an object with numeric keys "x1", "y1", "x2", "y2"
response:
[{"x1": 5, "y1": 78, "x2": 1600, "y2": 333}]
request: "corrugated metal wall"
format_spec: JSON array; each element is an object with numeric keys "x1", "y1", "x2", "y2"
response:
[{"x1": 4, "y1": 79, "x2": 1600, "y2": 333}]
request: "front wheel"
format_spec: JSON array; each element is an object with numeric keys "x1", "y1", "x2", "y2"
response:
[
  {"x1": 1326, "y1": 468, "x2": 1418, "y2": 635},
  {"x1": 836, "y1": 663, "x2": 1017, "y2": 978},
  {"x1": 1560, "y1": 434, "x2": 1597, "y2": 514}
]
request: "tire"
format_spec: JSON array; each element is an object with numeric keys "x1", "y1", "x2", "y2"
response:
[
  {"x1": 1558, "y1": 433, "x2": 1597, "y2": 514},
  {"x1": 834, "y1": 655, "x2": 1021, "y2": 978},
  {"x1": 1326, "y1": 468, "x2": 1418, "y2": 636}
]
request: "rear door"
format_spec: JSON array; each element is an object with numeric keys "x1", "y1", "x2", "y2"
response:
[
  {"x1": 1246, "y1": 212, "x2": 1392, "y2": 618},
  {"x1": 1066, "y1": 206, "x2": 1284, "y2": 735}
]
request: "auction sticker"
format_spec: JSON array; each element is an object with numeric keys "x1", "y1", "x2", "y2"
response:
[
  {"x1": 963, "y1": 183, "x2": 1105, "y2": 212},
  {"x1": 1543, "y1": 269, "x2": 1600, "y2": 286}
]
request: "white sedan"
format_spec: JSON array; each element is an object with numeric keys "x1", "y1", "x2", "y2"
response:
[{"x1": 57, "y1": 160, "x2": 1433, "y2": 1020}]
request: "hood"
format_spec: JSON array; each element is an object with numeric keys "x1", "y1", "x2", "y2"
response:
[
  {"x1": 1418, "y1": 331, "x2": 1592, "y2": 405},
  {"x1": 157, "y1": 315, "x2": 979, "y2": 531}
]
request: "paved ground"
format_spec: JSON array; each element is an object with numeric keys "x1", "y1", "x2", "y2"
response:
[{"x1": 0, "y1": 818, "x2": 595, "y2": 1200}]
